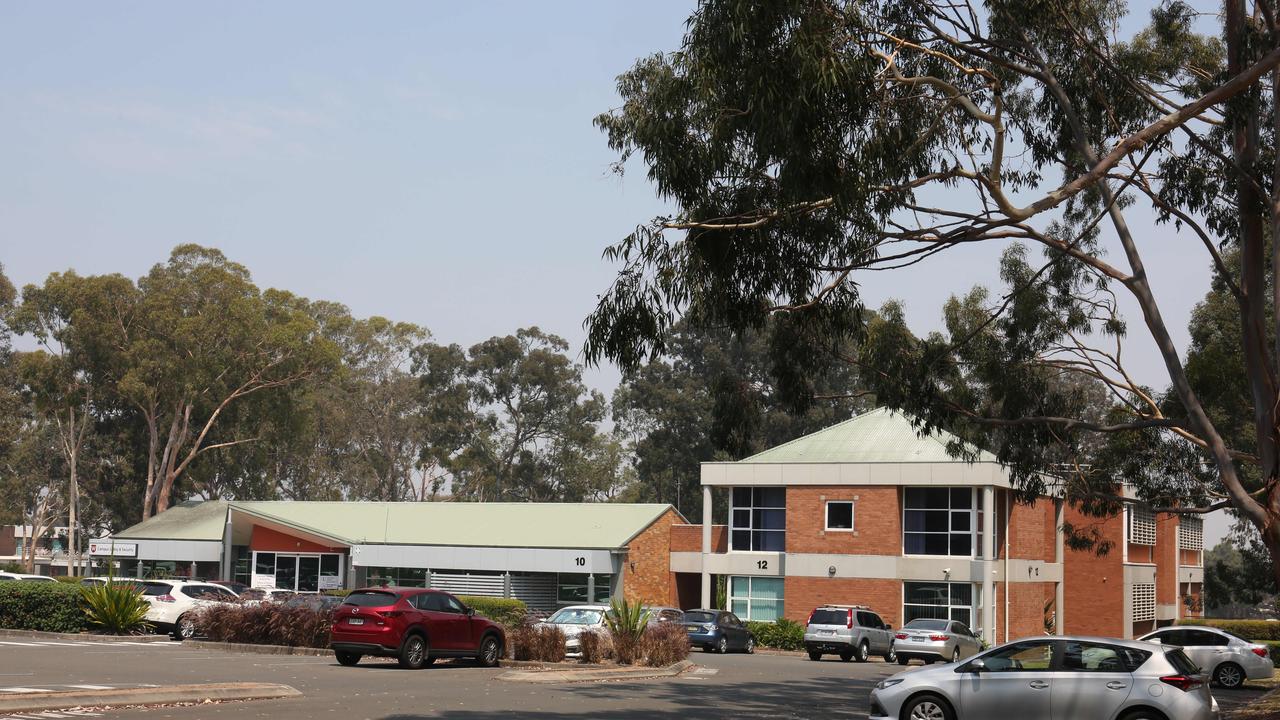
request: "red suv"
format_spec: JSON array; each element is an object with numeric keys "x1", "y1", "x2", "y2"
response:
[{"x1": 330, "y1": 588, "x2": 506, "y2": 669}]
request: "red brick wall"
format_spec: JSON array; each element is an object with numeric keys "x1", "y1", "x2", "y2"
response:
[
  {"x1": 1179, "y1": 549, "x2": 1202, "y2": 566},
  {"x1": 0, "y1": 526, "x2": 14, "y2": 557},
  {"x1": 670, "y1": 524, "x2": 727, "y2": 553},
  {"x1": 1062, "y1": 505, "x2": 1125, "y2": 638},
  {"x1": 1155, "y1": 514, "x2": 1178, "y2": 605},
  {"x1": 1128, "y1": 543, "x2": 1154, "y2": 563},
  {"x1": 785, "y1": 486, "x2": 901, "y2": 555},
  {"x1": 783, "y1": 576, "x2": 902, "y2": 627},
  {"x1": 1007, "y1": 498, "x2": 1054, "y2": 562},
  {"x1": 249, "y1": 526, "x2": 345, "y2": 554},
  {"x1": 623, "y1": 508, "x2": 684, "y2": 605},
  {"x1": 996, "y1": 582, "x2": 1055, "y2": 643}
]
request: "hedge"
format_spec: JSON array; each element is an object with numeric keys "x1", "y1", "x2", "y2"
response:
[
  {"x1": 746, "y1": 618, "x2": 805, "y2": 651},
  {"x1": 194, "y1": 604, "x2": 331, "y2": 648},
  {"x1": 1178, "y1": 619, "x2": 1280, "y2": 641},
  {"x1": 0, "y1": 582, "x2": 87, "y2": 633},
  {"x1": 459, "y1": 596, "x2": 527, "y2": 627}
]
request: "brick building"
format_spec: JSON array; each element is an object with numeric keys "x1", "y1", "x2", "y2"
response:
[
  {"x1": 668, "y1": 408, "x2": 1204, "y2": 643},
  {"x1": 96, "y1": 502, "x2": 685, "y2": 612}
]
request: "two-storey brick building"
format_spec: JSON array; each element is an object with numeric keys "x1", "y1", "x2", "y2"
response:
[{"x1": 667, "y1": 408, "x2": 1204, "y2": 643}]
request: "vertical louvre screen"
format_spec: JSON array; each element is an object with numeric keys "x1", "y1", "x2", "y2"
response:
[
  {"x1": 1178, "y1": 517, "x2": 1203, "y2": 551},
  {"x1": 1128, "y1": 507, "x2": 1156, "y2": 546},
  {"x1": 1132, "y1": 583, "x2": 1156, "y2": 622},
  {"x1": 509, "y1": 574, "x2": 558, "y2": 612}
]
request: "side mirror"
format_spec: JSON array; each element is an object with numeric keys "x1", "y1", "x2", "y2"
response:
[
  {"x1": 965, "y1": 658, "x2": 987, "y2": 674},
  {"x1": 466, "y1": 607, "x2": 476, "y2": 616}
]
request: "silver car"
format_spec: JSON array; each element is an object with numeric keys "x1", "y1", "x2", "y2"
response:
[
  {"x1": 804, "y1": 605, "x2": 896, "y2": 662},
  {"x1": 870, "y1": 636, "x2": 1219, "y2": 720},
  {"x1": 537, "y1": 604, "x2": 610, "y2": 654},
  {"x1": 1138, "y1": 626, "x2": 1273, "y2": 689},
  {"x1": 893, "y1": 618, "x2": 983, "y2": 665}
]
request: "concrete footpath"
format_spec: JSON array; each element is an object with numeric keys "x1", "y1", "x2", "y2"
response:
[{"x1": 0, "y1": 683, "x2": 300, "y2": 714}]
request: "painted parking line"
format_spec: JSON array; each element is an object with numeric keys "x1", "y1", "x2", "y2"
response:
[
  {"x1": 0, "y1": 642, "x2": 40, "y2": 647},
  {"x1": 0, "y1": 688, "x2": 53, "y2": 693},
  {"x1": 62, "y1": 685, "x2": 112, "y2": 690}
]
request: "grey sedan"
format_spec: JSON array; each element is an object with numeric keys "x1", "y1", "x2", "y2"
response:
[
  {"x1": 1139, "y1": 626, "x2": 1273, "y2": 688},
  {"x1": 870, "y1": 636, "x2": 1219, "y2": 720},
  {"x1": 893, "y1": 618, "x2": 983, "y2": 665}
]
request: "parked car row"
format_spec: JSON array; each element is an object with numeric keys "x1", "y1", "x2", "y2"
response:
[{"x1": 0, "y1": 572, "x2": 56, "y2": 582}]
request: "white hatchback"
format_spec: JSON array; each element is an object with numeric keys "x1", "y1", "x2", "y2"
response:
[{"x1": 141, "y1": 580, "x2": 239, "y2": 639}]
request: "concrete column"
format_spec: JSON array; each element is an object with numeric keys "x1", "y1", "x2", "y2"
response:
[
  {"x1": 701, "y1": 485, "x2": 713, "y2": 609},
  {"x1": 982, "y1": 486, "x2": 995, "y2": 645},
  {"x1": 586, "y1": 574, "x2": 595, "y2": 604},
  {"x1": 1055, "y1": 499, "x2": 1065, "y2": 635},
  {"x1": 220, "y1": 509, "x2": 234, "y2": 581}
]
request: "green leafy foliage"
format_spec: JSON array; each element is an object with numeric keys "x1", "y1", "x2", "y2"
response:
[
  {"x1": 0, "y1": 582, "x2": 86, "y2": 633},
  {"x1": 458, "y1": 596, "x2": 527, "y2": 627},
  {"x1": 746, "y1": 619, "x2": 804, "y2": 650},
  {"x1": 80, "y1": 581, "x2": 150, "y2": 635},
  {"x1": 604, "y1": 599, "x2": 651, "y2": 664},
  {"x1": 1178, "y1": 619, "x2": 1280, "y2": 641}
]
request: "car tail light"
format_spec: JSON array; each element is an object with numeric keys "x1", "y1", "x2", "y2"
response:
[
  {"x1": 929, "y1": 634, "x2": 948, "y2": 642},
  {"x1": 847, "y1": 609, "x2": 854, "y2": 629},
  {"x1": 382, "y1": 610, "x2": 401, "y2": 618},
  {"x1": 154, "y1": 594, "x2": 175, "y2": 603},
  {"x1": 806, "y1": 610, "x2": 815, "y2": 626},
  {"x1": 1160, "y1": 675, "x2": 1203, "y2": 692},
  {"x1": 1253, "y1": 646, "x2": 1269, "y2": 658},
  {"x1": 895, "y1": 633, "x2": 908, "y2": 640}
]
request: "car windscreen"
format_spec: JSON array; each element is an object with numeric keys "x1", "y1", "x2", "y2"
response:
[
  {"x1": 1165, "y1": 648, "x2": 1202, "y2": 676},
  {"x1": 343, "y1": 591, "x2": 399, "y2": 607},
  {"x1": 810, "y1": 609, "x2": 849, "y2": 625},
  {"x1": 142, "y1": 582, "x2": 173, "y2": 596},
  {"x1": 683, "y1": 611, "x2": 716, "y2": 624},
  {"x1": 903, "y1": 619, "x2": 949, "y2": 631},
  {"x1": 547, "y1": 609, "x2": 602, "y2": 625}
]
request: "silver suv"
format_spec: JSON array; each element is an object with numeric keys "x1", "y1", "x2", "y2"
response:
[{"x1": 804, "y1": 605, "x2": 895, "y2": 662}]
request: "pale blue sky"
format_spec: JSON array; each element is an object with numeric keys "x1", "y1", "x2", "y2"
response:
[{"x1": 0, "y1": 1, "x2": 1233, "y2": 543}]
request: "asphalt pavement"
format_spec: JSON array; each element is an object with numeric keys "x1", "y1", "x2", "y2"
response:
[{"x1": 0, "y1": 641, "x2": 1269, "y2": 719}]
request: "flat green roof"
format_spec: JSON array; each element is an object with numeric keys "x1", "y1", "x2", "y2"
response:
[
  {"x1": 738, "y1": 408, "x2": 998, "y2": 464},
  {"x1": 116, "y1": 501, "x2": 679, "y2": 550}
]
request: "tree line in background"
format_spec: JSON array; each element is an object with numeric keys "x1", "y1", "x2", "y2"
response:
[{"x1": 0, "y1": 245, "x2": 863, "y2": 570}]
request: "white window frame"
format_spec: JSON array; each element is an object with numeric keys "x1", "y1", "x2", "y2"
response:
[
  {"x1": 251, "y1": 551, "x2": 344, "y2": 593},
  {"x1": 825, "y1": 500, "x2": 855, "y2": 532},
  {"x1": 902, "y1": 487, "x2": 976, "y2": 558},
  {"x1": 902, "y1": 580, "x2": 977, "y2": 629},
  {"x1": 729, "y1": 487, "x2": 786, "y2": 553},
  {"x1": 728, "y1": 575, "x2": 785, "y2": 622}
]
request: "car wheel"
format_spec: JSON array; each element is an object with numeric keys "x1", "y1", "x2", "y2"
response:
[
  {"x1": 717, "y1": 636, "x2": 728, "y2": 654},
  {"x1": 951, "y1": 647, "x2": 960, "y2": 664},
  {"x1": 884, "y1": 645, "x2": 897, "y2": 663},
  {"x1": 807, "y1": 650, "x2": 822, "y2": 661},
  {"x1": 476, "y1": 634, "x2": 502, "y2": 668},
  {"x1": 897, "y1": 656, "x2": 910, "y2": 666},
  {"x1": 902, "y1": 694, "x2": 953, "y2": 720},
  {"x1": 172, "y1": 615, "x2": 195, "y2": 641},
  {"x1": 855, "y1": 641, "x2": 870, "y2": 663},
  {"x1": 744, "y1": 637, "x2": 755, "y2": 654},
  {"x1": 839, "y1": 650, "x2": 854, "y2": 662},
  {"x1": 399, "y1": 634, "x2": 429, "y2": 669},
  {"x1": 1214, "y1": 662, "x2": 1246, "y2": 689},
  {"x1": 335, "y1": 651, "x2": 361, "y2": 667}
]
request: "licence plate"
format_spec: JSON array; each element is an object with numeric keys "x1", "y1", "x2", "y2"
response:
[
  {"x1": 911, "y1": 636, "x2": 927, "y2": 642},
  {"x1": 686, "y1": 627, "x2": 697, "y2": 633},
  {"x1": 819, "y1": 630, "x2": 836, "y2": 636},
  {"x1": 347, "y1": 618, "x2": 365, "y2": 626}
]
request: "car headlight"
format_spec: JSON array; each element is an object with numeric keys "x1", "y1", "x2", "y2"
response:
[{"x1": 875, "y1": 678, "x2": 905, "y2": 690}]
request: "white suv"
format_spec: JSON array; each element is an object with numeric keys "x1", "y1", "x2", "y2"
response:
[{"x1": 141, "y1": 580, "x2": 239, "y2": 639}]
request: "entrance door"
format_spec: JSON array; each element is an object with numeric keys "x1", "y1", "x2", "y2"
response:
[
  {"x1": 297, "y1": 556, "x2": 320, "y2": 592},
  {"x1": 274, "y1": 555, "x2": 297, "y2": 591}
]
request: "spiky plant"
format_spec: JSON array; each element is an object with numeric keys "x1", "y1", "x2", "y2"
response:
[
  {"x1": 80, "y1": 580, "x2": 150, "y2": 635},
  {"x1": 604, "y1": 599, "x2": 650, "y2": 665}
]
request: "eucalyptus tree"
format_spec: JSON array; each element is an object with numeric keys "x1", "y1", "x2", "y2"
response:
[{"x1": 585, "y1": 0, "x2": 1280, "y2": 582}]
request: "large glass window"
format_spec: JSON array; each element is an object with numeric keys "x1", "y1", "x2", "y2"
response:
[
  {"x1": 903, "y1": 581, "x2": 973, "y2": 627},
  {"x1": 253, "y1": 552, "x2": 344, "y2": 592},
  {"x1": 557, "y1": 573, "x2": 612, "y2": 604},
  {"x1": 729, "y1": 576, "x2": 784, "y2": 621},
  {"x1": 826, "y1": 501, "x2": 854, "y2": 531},
  {"x1": 365, "y1": 566, "x2": 428, "y2": 588},
  {"x1": 903, "y1": 488, "x2": 973, "y2": 556},
  {"x1": 731, "y1": 487, "x2": 786, "y2": 552}
]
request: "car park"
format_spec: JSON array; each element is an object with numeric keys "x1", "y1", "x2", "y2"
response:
[
  {"x1": 892, "y1": 617, "x2": 983, "y2": 665},
  {"x1": 140, "y1": 579, "x2": 240, "y2": 640},
  {"x1": 329, "y1": 587, "x2": 505, "y2": 669},
  {"x1": 804, "y1": 604, "x2": 895, "y2": 662},
  {"x1": 681, "y1": 609, "x2": 755, "y2": 654},
  {"x1": 870, "y1": 636, "x2": 1219, "y2": 720},
  {"x1": 0, "y1": 572, "x2": 56, "y2": 582},
  {"x1": 643, "y1": 606, "x2": 685, "y2": 625},
  {"x1": 538, "y1": 604, "x2": 611, "y2": 654},
  {"x1": 1139, "y1": 625, "x2": 1273, "y2": 689}
]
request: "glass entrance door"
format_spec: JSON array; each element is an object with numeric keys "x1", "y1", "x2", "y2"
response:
[
  {"x1": 275, "y1": 555, "x2": 297, "y2": 591},
  {"x1": 251, "y1": 550, "x2": 344, "y2": 593},
  {"x1": 298, "y1": 556, "x2": 320, "y2": 592}
]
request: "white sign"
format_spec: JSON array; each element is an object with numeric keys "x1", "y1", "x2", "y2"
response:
[
  {"x1": 318, "y1": 575, "x2": 342, "y2": 590},
  {"x1": 88, "y1": 540, "x2": 137, "y2": 558},
  {"x1": 251, "y1": 574, "x2": 277, "y2": 590}
]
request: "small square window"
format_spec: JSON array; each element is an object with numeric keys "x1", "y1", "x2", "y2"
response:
[{"x1": 826, "y1": 501, "x2": 854, "y2": 531}]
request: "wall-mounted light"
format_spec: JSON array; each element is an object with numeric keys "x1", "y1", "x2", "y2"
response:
[{"x1": 828, "y1": 565, "x2": 837, "y2": 577}]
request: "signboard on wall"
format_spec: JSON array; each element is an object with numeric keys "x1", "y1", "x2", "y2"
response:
[
  {"x1": 251, "y1": 574, "x2": 277, "y2": 589},
  {"x1": 318, "y1": 575, "x2": 342, "y2": 590},
  {"x1": 88, "y1": 540, "x2": 137, "y2": 557}
]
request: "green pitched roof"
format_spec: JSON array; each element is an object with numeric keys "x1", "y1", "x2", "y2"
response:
[
  {"x1": 739, "y1": 408, "x2": 998, "y2": 464},
  {"x1": 117, "y1": 501, "x2": 679, "y2": 550},
  {"x1": 114, "y1": 500, "x2": 229, "y2": 541}
]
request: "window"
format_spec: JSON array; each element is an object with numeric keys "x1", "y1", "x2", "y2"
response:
[
  {"x1": 903, "y1": 488, "x2": 973, "y2": 556},
  {"x1": 1178, "y1": 517, "x2": 1203, "y2": 551},
  {"x1": 951, "y1": 622, "x2": 974, "y2": 637},
  {"x1": 557, "y1": 573, "x2": 611, "y2": 604},
  {"x1": 1128, "y1": 506, "x2": 1156, "y2": 546},
  {"x1": 1132, "y1": 583, "x2": 1156, "y2": 622},
  {"x1": 1182, "y1": 629, "x2": 1229, "y2": 647},
  {"x1": 729, "y1": 576, "x2": 784, "y2": 621},
  {"x1": 982, "y1": 641, "x2": 1055, "y2": 672},
  {"x1": 825, "y1": 501, "x2": 854, "y2": 531},
  {"x1": 366, "y1": 566, "x2": 428, "y2": 588},
  {"x1": 903, "y1": 581, "x2": 973, "y2": 627},
  {"x1": 1062, "y1": 641, "x2": 1150, "y2": 672},
  {"x1": 731, "y1": 487, "x2": 786, "y2": 552}
]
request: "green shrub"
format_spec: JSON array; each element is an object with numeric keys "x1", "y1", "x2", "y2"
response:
[
  {"x1": 193, "y1": 604, "x2": 332, "y2": 648},
  {"x1": 80, "y1": 582, "x2": 150, "y2": 635},
  {"x1": 747, "y1": 618, "x2": 805, "y2": 650},
  {"x1": 321, "y1": 589, "x2": 351, "y2": 597},
  {"x1": 605, "y1": 599, "x2": 650, "y2": 665},
  {"x1": 55, "y1": 576, "x2": 82, "y2": 584},
  {"x1": 0, "y1": 562, "x2": 23, "y2": 573},
  {"x1": 639, "y1": 622, "x2": 690, "y2": 667},
  {"x1": 1178, "y1": 619, "x2": 1280, "y2": 641},
  {"x1": 0, "y1": 582, "x2": 86, "y2": 633},
  {"x1": 459, "y1": 596, "x2": 527, "y2": 627}
]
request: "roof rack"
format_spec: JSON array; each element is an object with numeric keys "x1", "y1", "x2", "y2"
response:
[{"x1": 815, "y1": 604, "x2": 872, "y2": 610}]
